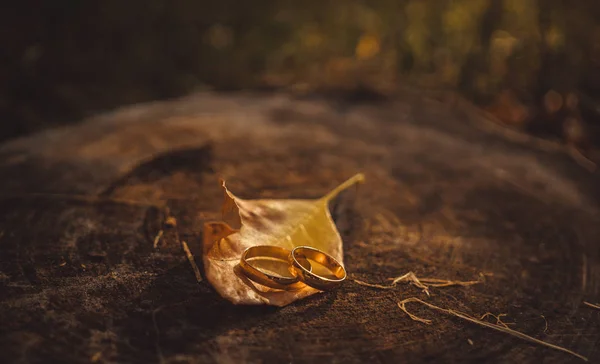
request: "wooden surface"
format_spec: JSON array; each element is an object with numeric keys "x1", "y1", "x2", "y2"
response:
[{"x1": 0, "y1": 91, "x2": 599, "y2": 363}]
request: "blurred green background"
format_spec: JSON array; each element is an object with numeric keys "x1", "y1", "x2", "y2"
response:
[{"x1": 2, "y1": 0, "x2": 600, "y2": 157}]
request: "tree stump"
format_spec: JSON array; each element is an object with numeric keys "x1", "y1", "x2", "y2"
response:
[{"x1": 0, "y1": 91, "x2": 598, "y2": 363}]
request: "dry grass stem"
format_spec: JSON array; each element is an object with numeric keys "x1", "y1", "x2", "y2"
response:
[
  {"x1": 541, "y1": 315, "x2": 548, "y2": 333},
  {"x1": 159, "y1": 213, "x2": 202, "y2": 282},
  {"x1": 181, "y1": 241, "x2": 202, "y2": 282},
  {"x1": 153, "y1": 230, "x2": 164, "y2": 249},
  {"x1": 354, "y1": 271, "x2": 482, "y2": 295},
  {"x1": 353, "y1": 279, "x2": 396, "y2": 290},
  {"x1": 480, "y1": 313, "x2": 515, "y2": 329},
  {"x1": 154, "y1": 208, "x2": 177, "y2": 249},
  {"x1": 397, "y1": 299, "x2": 432, "y2": 324},
  {"x1": 397, "y1": 297, "x2": 588, "y2": 362},
  {"x1": 583, "y1": 301, "x2": 600, "y2": 310}
]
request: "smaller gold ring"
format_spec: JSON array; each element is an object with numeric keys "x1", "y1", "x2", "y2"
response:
[
  {"x1": 240, "y1": 245, "x2": 306, "y2": 290},
  {"x1": 289, "y1": 246, "x2": 346, "y2": 291}
]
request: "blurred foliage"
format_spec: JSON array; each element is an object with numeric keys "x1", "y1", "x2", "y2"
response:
[{"x1": 1, "y1": 0, "x2": 600, "y2": 153}]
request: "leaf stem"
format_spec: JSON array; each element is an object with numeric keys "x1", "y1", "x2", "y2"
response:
[{"x1": 321, "y1": 173, "x2": 365, "y2": 202}]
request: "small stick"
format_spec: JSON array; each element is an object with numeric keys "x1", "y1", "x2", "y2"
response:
[
  {"x1": 154, "y1": 209, "x2": 176, "y2": 249},
  {"x1": 397, "y1": 297, "x2": 588, "y2": 362},
  {"x1": 153, "y1": 230, "x2": 164, "y2": 249},
  {"x1": 181, "y1": 241, "x2": 202, "y2": 282},
  {"x1": 159, "y1": 213, "x2": 202, "y2": 283},
  {"x1": 583, "y1": 301, "x2": 600, "y2": 310}
]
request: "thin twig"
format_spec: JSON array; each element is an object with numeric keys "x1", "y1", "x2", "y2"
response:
[
  {"x1": 159, "y1": 213, "x2": 202, "y2": 282},
  {"x1": 541, "y1": 315, "x2": 549, "y2": 333},
  {"x1": 418, "y1": 277, "x2": 482, "y2": 287},
  {"x1": 353, "y1": 279, "x2": 396, "y2": 290},
  {"x1": 153, "y1": 230, "x2": 164, "y2": 249},
  {"x1": 398, "y1": 302, "x2": 432, "y2": 324},
  {"x1": 182, "y1": 241, "x2": 202, "y2": 282},
  {"x1": 583, "y1": 301, "x2": 600, "y2": 310},
  {"x1": 480, "y1": 313, "x2": 515, "y2": 329},
  {"x1": 397, "y1": 297, "x2": 588, "y2": 362},
  {"x1": 354, "y1": 271, "x2": 482, "y2": 296},
  {"x1": 390, "y1": 272, "x2": 432, "y2": 295}
]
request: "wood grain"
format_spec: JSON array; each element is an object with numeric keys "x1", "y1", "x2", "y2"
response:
[{"x1": 0, "y1": 91, "x2": 598, "y2": 363}]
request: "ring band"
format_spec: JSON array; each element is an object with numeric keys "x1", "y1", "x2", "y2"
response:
[
  {"x1": 240, "y1": 245, "x2": 307, "y2": 290},
  {"x1": 289, "y1": 246, "x2": 346, "y2": 291}
]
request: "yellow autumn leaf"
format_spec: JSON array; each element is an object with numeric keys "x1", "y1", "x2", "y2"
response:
[{"x1": 203, "y1": 173, "x2": 365, "y2": 306}]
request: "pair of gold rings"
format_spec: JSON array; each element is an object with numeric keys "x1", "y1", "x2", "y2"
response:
[{"x1": 239, "y1": 245, "x2": 346, "y2": 291}]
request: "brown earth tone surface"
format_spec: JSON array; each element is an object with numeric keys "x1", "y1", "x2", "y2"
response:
[{"x1": 0, "y1": 91, "x2": 599, "y2": 363}]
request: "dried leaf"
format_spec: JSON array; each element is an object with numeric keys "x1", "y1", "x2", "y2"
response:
[{"x1": 203, "y1": 173, "x2": 365, "y2": 306}]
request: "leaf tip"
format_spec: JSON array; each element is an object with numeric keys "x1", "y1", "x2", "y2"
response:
[{"x1": 219, "y1": 177, "x2": 238, "y2": 201}]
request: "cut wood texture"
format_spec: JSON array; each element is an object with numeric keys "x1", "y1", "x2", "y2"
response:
[{"x1": 0, "y1": 91, "x2": 598, "y2": 363}]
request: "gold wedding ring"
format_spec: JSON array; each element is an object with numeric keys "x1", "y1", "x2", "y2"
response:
[
  {"x1": 289, "y1": 246, "x2": 346, "y2": 291},
  {"x1": 240, "y1": 245, "x2": 307, "y2": 290}
]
